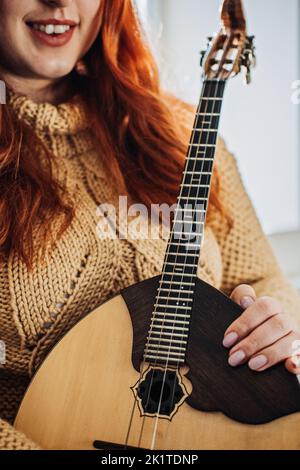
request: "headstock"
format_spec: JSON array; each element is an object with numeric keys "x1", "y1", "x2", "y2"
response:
[{"x1": 200, "y1": 0, "x2": 256, "y2": 83}]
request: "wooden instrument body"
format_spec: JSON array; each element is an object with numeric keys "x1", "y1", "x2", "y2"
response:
[{"x1": 15, "y1": 276, "x2": 300, "y2": 450}]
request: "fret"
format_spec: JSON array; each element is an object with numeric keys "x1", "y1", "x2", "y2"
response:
[
  {"x1": 161, "y1": 274, "x2": 197, "y2": 281},
  {"x1": 145, "y1": 344, "x2": 186, "y2": 352},
  {"x1": 176, "y1": 207, "x2": 206, "y2": 213},
  {"x1": 193, "y1": 128, "x2": 218, "y2": 132},
  {"x1": 185, "y1": 171, "x2": 212, "y2": 175},
  {"x1": 165, "y1": 259, "x2": 198, "y2": 268},
  {"x1": 145, "y1": 349, "x2": 185, "y2": 357},
  {"x1": 177, "y1": 197, "x2": 208, "y2": 202},
  {"x1": 175, "y1": 215, "x2": 194, "y2": 221},
  {"x1": 159, "y1": 280, "x2": 195, "y2": 286},
  {"x1": 151, "y1": 325, "x2": 189, "y2": 331},
  {"x1": 196, "y1": 112, "x2": 220, "y2": 116},
  {"x1": 165, "y1": 268, "x2": 198, "y2": 274},
  {"x1": 145, "y1": 349, "x2": 186, "y2": 357},
  {"x1": 191, "y1": 126, "x2": 219, "y2": 131},
  {"x1": 163, "y1": 262, "x2": 197, "y2": 268},
  {"x1": 178, "y1": 195, "x2": 209, "y2": 200},
  {"x1": 154, "y1": 304, "x2": 192, "y2": 311},
  {"x1": 149, "y1": 331, "x2": 188, "y2": 344},
  {"x1": 172, "y1": 231, "x2": 203, "y2": 237},
  {"x1": 151, "y1": 319, "x2": 190, "y2": 325},
  {"x1": 170, "y1": 242, "x2": 201, "y2": 250},
  {"x1": 144, "y1": 355, "x2": 185, "y2": 363},
  {"x1": 155, "y1": 296, "x2": 193, "y2": 302},
  {"x1": 186, "y1": 157, "x2": 214, "y2": 161},
  {"x1": 152, "y1": 312, "x2": 191, "y2": 318},
  {"x1": 155, "y1": 296, "x2": 193, "y2": 306},
  {"x1": 172, "y1": 242, "x2": 200, "y2": 250},
  {"x1": 154, "y1": 294, "x2": 193, "y2": 306},
  {"x1": 189, "y1": 143, "x2": 216, "y2": 148},
  {"x1": 180, "y1": 184, "x2": 210, "y2": 189},
  {"x1": 159, "y1": 288, "x2": 192, "y2": 294},
  {"x1": 146, "y1": 337, "x2": 188, "y2": 345},
  {"x1": 148, "y1": 333, "x2": 188, "y2": 341},
  {"x1": 173, "y1": 218, "x2": 204, "y2": 226},
  {"x1": 144, "y1": 356, "x2": 185, "y2": 362}
]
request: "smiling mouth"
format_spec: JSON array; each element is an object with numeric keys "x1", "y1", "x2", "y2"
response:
[
  {"x1": 27, "y1": 19, "x2": 77, "y2": 33},
  {"x1": 26, "y1": 19, "x2": 78, "y2": 46}
]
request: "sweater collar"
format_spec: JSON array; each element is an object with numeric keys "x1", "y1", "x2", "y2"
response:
[{"x1": 7, "y1": 90, "x2": 89, "y2": 136}]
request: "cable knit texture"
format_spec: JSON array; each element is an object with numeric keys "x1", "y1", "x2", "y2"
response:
[{"x1": 1, "y1": 92, "x2": 300, "y2": 450}]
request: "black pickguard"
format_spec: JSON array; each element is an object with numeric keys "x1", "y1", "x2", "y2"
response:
[{"x1": 121, "y1": 276, "x2": 300, "y2": 425}]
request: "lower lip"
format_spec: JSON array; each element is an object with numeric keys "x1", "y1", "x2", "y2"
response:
[{"x1": 27, "y1": 25, "x2": 76, "y2": 47}]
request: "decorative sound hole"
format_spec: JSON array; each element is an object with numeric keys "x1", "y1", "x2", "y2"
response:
[{"x1": 134, "y1": 368, "x2": 186, "y2": 418}]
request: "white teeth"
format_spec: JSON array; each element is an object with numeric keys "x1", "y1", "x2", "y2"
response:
[
  {"x1": 32, "y1": 24, "x2": 71, "y2": 34},
  {"x1": 45, "y1": 25, "x2": 54, "y2": 34},
  {"x1": 54, "y1": 25, "x2": 70, "y2": 34}
]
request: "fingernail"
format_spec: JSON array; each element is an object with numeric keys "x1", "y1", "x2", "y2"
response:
[
  {"x1": 240, "y1": 296, "x2": 255, "y2": 310},
  {"x1": 228, "y1": 350, "x2": 246, "y2": 367},
  {"x1": 248, "y1": 355, "x2": 268, "y2": 371},
  {"x1": 223, "y1": 332, "x2": 238, "y2": 348}
]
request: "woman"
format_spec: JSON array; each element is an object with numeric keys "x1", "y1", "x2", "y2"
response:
[{"x1": 0, "y1": 0, "x2": 300, "y2": 450}]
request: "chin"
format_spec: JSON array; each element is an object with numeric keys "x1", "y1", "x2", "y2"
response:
[{"x1": 31, "y1": 60, "x2": 76, "y2": 81}]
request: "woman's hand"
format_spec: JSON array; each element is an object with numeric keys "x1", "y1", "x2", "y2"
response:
[{"x1": 223, "y1": 284, "x2": 300, "y2": 374}]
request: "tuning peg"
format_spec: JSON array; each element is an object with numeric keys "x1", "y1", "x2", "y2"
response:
[
  {"x1": 200, "y1": 50, "x2": 206, "y2": 67},
  {"x1": 200, "y1": 36, "x2": 215, "y2": 67}
]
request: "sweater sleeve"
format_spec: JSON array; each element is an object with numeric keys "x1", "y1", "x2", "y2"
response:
[
  {"x1": 0, "y1": 371, "x2": 41, "y2": 450},
  {"x1": 0, "y1": 419, "x2": 40, "y2": 450},
  {"x1": 212, "y1": 138, "x2": 300, "y2": 326}
]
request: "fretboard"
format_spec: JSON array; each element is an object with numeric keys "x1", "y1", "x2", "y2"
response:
[{"x1": 144, "y1": 79, "x2": 226, "y2": 366}]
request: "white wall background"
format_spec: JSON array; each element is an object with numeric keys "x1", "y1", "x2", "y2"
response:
[{"x1": 136, "y1": 0, "x2": 300, "y2": 235}]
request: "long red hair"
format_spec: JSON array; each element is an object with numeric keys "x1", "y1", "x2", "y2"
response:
[{"x1": 0, "y1": 0, "x2": 223, "y2": 267}]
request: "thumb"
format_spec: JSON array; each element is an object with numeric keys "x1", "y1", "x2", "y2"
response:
[{"x1": 230, "y1": 284, "x2": 257, "y2": 310}]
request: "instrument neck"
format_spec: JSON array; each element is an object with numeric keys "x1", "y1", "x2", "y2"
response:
[{"x1": 144, "y1": 79, "x2": 226, "y2": 366}]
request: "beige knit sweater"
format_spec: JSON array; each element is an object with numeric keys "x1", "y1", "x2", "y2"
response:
[{"x1": 0, "y1": 93, "x2": 300, "y2": 450}]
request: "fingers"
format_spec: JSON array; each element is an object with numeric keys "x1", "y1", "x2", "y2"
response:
[
  {"x1": 225, "y1": 285, "x2": 300, "y2": 375},
  {"x1": 227, "y1": 313, "x2": 297, "y2": 368},
  {"x1": 230, "y1": 284, "x2": 256, "y2": 310},
  {"x1": 223, "y1": 296, "x2": 283, "y2": 348},
  {"x1": 246, "y1": 332, "x2": 300, "y2": 372}
]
